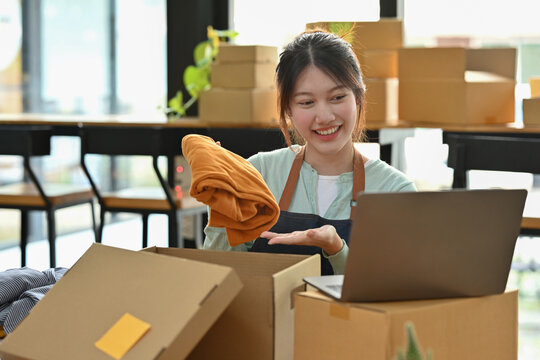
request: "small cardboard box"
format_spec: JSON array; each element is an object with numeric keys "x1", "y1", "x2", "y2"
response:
[
  {"x1": 211, "y1": 62, "x2": 276, "y2": 88},
  {"x1": 365, "y1": 78, "x2": 398, "y2": 125},
  {"x1": 306, "y1": 19, "x2": 403, "y2": 51},
  {"x1": 0, "y1": 244, "x2": 243, "y2": 360},
  {"x1": 217, "y1": 44, "x2": 278, "y2": 64},
  {"x1": 398, "y1": 47, "x2": 516, "y2": 124},
  {"x1": 142, "y1": 247, "x2": 320, "y2": 360},
  {"x1": 523, "y1": 97, "x2": 540, "y2": 125},
  {"x1": 530, "y1": 77, "x2": 540, "y2": 97},
  {"x1": 294, "y1": 290, "x2": 518, "y2": 360},
  {"x1": 199, "y1": 87, "x2": 279, "y2": 124},
  {"x1": 361, "y1": 49, "x2": 398, "y2": 78}
]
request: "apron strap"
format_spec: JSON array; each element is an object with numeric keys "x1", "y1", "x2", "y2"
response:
[
  {"x1": 279, "y1": 145, "x2": 366, "y2": 220},
  {"x1": 278, "y1": 147, "x2": 305, "y2": 210},
  {"x1": 350, "y1": 147, "x2": 366, "y2": 219}
]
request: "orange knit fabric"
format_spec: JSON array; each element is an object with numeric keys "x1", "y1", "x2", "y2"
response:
[{"x1": 182, "y1": 134, "x2": 280, "y2": 246}]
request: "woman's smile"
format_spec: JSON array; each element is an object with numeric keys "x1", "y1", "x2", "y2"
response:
[{"x1": 313, "y1": 125, "x2": 341, "y2": 138}]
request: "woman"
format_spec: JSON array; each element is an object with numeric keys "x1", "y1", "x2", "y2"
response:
[{"x1": 204, "y1": 30, "x2": 416, "y2": 275}]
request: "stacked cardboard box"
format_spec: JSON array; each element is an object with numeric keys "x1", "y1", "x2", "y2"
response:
[
  {"x1": 523, "y1": 77, "x2": 540, "y2": 125},
  {"x1": 399, "y1": 47, "x2": 517, "y2": 125},
  {"x1": 198, "y1": 45, "x2": 279, "y2": 124},
  {"x1": 294, "y1": 290, "x2": 518, "y2": 359},
  {"x1": 306, "y1": 20, "x2": 403, "y2": 125}
]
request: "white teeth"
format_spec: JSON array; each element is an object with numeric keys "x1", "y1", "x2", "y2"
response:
[{"x1": 315, "y1": 126, "x2": 339, "y2": 135}]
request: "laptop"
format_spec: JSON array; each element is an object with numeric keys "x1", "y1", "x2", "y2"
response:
[{"x1": 303, "y1": 188, "x2": 527, "y2": 302}]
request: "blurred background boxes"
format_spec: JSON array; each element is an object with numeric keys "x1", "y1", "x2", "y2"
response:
[
  {"x1": 199, "y1": 87, "x2": 278, "y2": 124},
  {"x1": 530, "y1": 77, "x2": 540, "y2": 97},
  {"x1": 199, "y1": 45, "x2": 278, "y2": 124},
  {"x1": 306, "y1": 20, "x2": 402, "y2": 126},
  {"x1": 210, "y1": 62, "x2": 276, "y2": 88},
  {"x1": 364, "y1": 78, "x2": 398, "y2": 125},
  {"x1": 523, "y1": 97, "x2": 540, "y2": 125},
  {"x1": 398, "y1": 47, "x2": 517, "y2": 124}
]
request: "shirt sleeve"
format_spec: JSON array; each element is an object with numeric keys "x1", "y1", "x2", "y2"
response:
[
  {"x1": 203, "y1": 224, "x2": 253, "y2": 251},
  {"x1": 322, "y1": 239, "x2": 349, "y2": 275}
]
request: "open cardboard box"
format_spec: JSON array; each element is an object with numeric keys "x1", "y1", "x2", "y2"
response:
[
  {"x1": 294, "y1": 290, "x2": 518, "y2": 360},
  {"x1": 0, "y1": 244, "x2": 243, "y2": 360},
  {"x1": 141, "y1": 247, "x2": 320, "y2": 360},
  {"x1": 398, "y1": 47, "x2": 517, "y2": 124}
]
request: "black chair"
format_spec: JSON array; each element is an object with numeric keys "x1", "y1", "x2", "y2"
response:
[
  {"x1": 0, "y1": 127, "x2": 97, "y2": 267},
  {"x1": 80, "y1": 126, "x2": 206, "y2": 249},
  {"x1": 445, "y1": 132, "x2": 540, "y2": 235}
]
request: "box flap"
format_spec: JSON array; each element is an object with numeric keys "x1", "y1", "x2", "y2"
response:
[
  {"x1": 466, "y1": 47, "x2": 516, "y2": 79},
  {"x1": 272, "y1": 255, "x2": 320, "y2": 360},
  {"x1": 0, "y1": 244, "x2": 242, "y2": 360}
]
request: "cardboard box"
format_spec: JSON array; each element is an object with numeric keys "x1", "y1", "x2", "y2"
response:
[
  {"x1": 306, "y1": 20, "x2": 403, "y2": 51},
  {"x1": 523, "y1": 97, "x2": 540, "y2": 125},
  {"x1": 398, "y1": 47, "x2": 516, "y2": 124},
  {"x1": 142, "y1": 247, "x2": 320, "y2": 360},
  {"x1": 211, "y1": 62, "x2": 276, "y2": 88},
  {"x1": 0, "y1": 244, "x2": 243, "y2": 360},
  {"x1": 217, "y1": 45, "x2": 278, "y2": 63},
  {"x1": 199, "y1": 87, "x2": 279, "y2": 124},
  {"x1": 361, "y1": 49, "x2": 398, "y2": 78},
  {"x1": 365, "y1": 78, "x2": 398, "y2": 125},
  {"x1": 399, "y1": 73, "x2": 515, "y2": 124},
  {"x1": 399, "y1": 47, "x2": 516, "y2": 80},
  {"x1": 294, "y1": 290, "x2": 518, "y2": 360},
  {"x1": 530, "y1": 77, "x2": 540, "y2": 97}
]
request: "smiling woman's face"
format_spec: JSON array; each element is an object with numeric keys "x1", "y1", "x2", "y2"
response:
[{"x1": 289, "y1": 65, "x2": 358, "y2": 157}]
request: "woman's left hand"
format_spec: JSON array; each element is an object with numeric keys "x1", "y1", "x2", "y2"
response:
[{"x1": 260, "y1": 224, "x2": 344, "y2": 256}]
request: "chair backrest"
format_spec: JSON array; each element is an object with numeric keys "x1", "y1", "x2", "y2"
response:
[{"x1": 0, "y1": 127, "x2": 52, "y2": 157}]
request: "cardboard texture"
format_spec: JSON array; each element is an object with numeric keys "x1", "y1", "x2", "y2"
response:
[
  {"x1": 365, "y1": 78, "x2": 398, "y2": 124},
  {"x1": 211, "y1": 62, "x2": 276, "y2": 88},
  {"x1": 142, "y1": 247, "x2": 321, "y2": 360},
  {"x1": 198, "y1": 87, "x2": 278, "y2": 124},
  {"x1": 398, "y1": 47, "x2": 516, "y2": 124},
  {"x1": 523, "y1": 97, "x2": 540, "y2": 125},
  {"x1": 217, "y1": 45, "x2": 278, "y2": 64},
  {"x1": 361, "y1": 49, "x2": 398, "y2": 78},
  {"x1": 294, "y1": 290, "x2": 518, "y2": 360},
  {"x1": 0, "y1": 244, "x2": 243, "y2": 360}
]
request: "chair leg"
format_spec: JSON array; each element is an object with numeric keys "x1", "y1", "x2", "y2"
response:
[
  {"x1": 98, "y1": 208, "x2": 105, "y2": 243},
  {"x1": 89, "y1": 200, "x2": 98, "y2": 242},
  {"x1": 46, "y1": 209, "x2": 56, "y2": 268},
  {"x1": 142, "y1": 214, "x2": 149, "y2": 249},
  {"x1": 169, "y1": 210, "x2": 178, "y2": 248},
  {"x1": 20, "y1": 210, "x2": 29, "y2": 267}
]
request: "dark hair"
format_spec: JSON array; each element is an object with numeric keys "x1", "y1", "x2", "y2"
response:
[{"x1": 276, "y1": 30, "x2": 366, "y2": 147}]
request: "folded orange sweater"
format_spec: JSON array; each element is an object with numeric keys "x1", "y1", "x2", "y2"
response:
[{"x1": 182, "y1": 134, "x2": 280, "y2": 246}]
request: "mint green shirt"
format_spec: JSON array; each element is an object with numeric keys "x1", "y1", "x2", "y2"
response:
[{"x1": 203, "y1": 146, "x2": 417, "y2": 274}]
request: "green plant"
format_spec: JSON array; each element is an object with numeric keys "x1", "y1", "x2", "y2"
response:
[
  {"x1": 166, "y1": 26, "x2": 238, "y2": 117},
  {"x1": 394, "y1": 322, "x2": 433, "y2": 360}
]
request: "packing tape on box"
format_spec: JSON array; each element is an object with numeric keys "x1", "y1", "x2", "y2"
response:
[{"x1": 329, "y1": 302, "x2": 350, "y2": 320}]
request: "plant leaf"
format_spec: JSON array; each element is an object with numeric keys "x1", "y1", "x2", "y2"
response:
[
  {"x1": 183, "y1": 65, "x2": 210, "y2": 98},
  {"x1": 167, "y1": 91, "x2": 185, "y2": 116},
  {"x1": 194, "y1": 41, "x2": 213, "y2": 66}
]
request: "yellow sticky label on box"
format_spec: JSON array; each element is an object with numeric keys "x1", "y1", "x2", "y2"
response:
[{"x1": 95, "y1": 313, "x2": 151, "y2": 359}]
